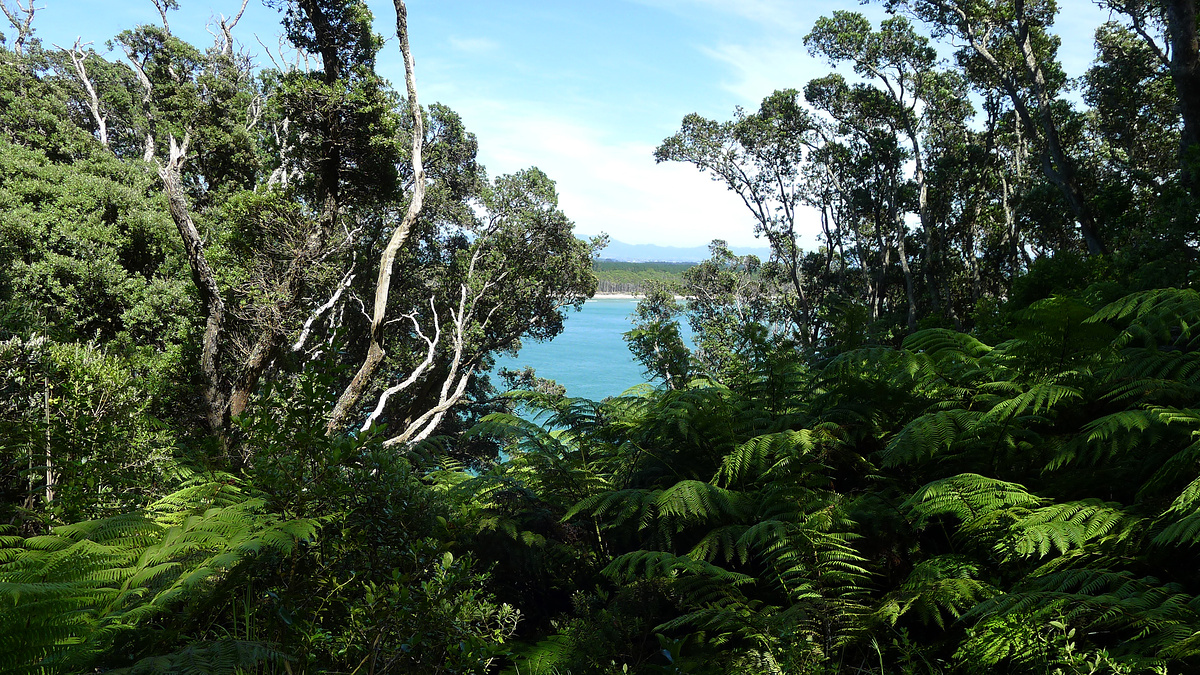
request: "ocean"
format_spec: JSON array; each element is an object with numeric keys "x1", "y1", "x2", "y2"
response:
[{"x1": 492, "y1": 297, "x2": 656, "y2": 400}]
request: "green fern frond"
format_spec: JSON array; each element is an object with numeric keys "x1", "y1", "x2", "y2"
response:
[
  {"x1": 501, "y1": 634, "x2": 572, "y2": 675},
  {"x1": 564, "y1": 488, "x2": 660, "y2": 529},
  {"x1": 116, "y1": 639, "x2": 290, "y2": 674},
  {"x1": 602, "y1": 550, "x2": 755, "y2": 587},
  {"x1": 717, "y1": 424, "x2": 840, "y2": 486},
  {"x1": 881, "y1": 409, "x2": 980, "y2": 467},
  {"x1": 980, "y1": 382, "x2": 1082, "y2": 425},
  {"x1": 1004, "y1": 500, "x2": 1137, "y2": 559},
  {"x1": 0, "y1": 480, "x2": 314, "y2": 674},
  {"x1": 906, "y1": 474, "x2": 1042, "y2": 526},
  {"x1": 877, "y1": 555, "x2": 997, "y2": 629},
  {"x1": 904, "y1": 328, "x2": 993, "y2": 364},
  {"x1": 1089, "y1": 288, "x2": 1200, "y2": 350},
  {"x1": 656, "y1": 480, "x2": 744, "y2": 524}
]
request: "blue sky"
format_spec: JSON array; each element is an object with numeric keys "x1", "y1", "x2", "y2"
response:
[{"x1": 24, "y1": 0, "x2": 1112, "y2": 247}]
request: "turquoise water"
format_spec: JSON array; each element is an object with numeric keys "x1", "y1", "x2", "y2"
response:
[{"x1": 493, "y1": 297, "x2": 652, "y2": 400}]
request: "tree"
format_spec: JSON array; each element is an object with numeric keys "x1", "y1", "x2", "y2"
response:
[
  {"x1": 39, "y1": 0, "x2": 597, "y2": 466},
  {"x1": 888, "y1": 0, "x2": 1108, "y2": 256},
  {"x1": 655, "y1": 91, "x2": 821, "y2": 345},
  {"x1": 806, "y1": 11, "x2": 954, "y2": 320}
]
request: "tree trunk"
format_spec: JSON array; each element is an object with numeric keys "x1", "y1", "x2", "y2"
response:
[
  {"x1": 958, "y1": 0, "x2": 1107, "y2": 256},
  {"x1": 327, "y1": 0, "x2": 426, "y2": 435},
  {"x1": 158, "y1": 148, "x2": 229, "y2": 442},
  {"x1": 1164, "y1": 0, "x2": 1200, "y2": 195},
  {"x1": 892, "y1": 205, "x2": 918, "y2": 332},
  {"x1": 1012, "y1": 1, "x2": 1106, "y2": 255},
  {"x1": 44, "y1": 374, "x2": 53, "y2": 506},
  {"x1": 906, "y1": 130, "x2": 945, "y2": 315}
]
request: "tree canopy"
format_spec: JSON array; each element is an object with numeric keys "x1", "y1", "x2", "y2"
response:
[{"x1": 2, "y1": 0, "x2": 1200, "y2": 673}]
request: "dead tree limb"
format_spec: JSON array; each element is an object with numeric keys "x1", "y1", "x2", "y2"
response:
[
  {"x1": 0, "y1": 0, "x2": 37, "y2": 56},
  {"x1": 56, "y1": 39, "x2": 108, "y2": 148},
  {"x1": 326, "y1": 0, "x2": 425, "y2": 434},
  {"x1": 157, "y1": 134, "x2": 229, "y2": 440},
  {"x1": 216, "y1": 0, "x2": 250, "y2": 56}
]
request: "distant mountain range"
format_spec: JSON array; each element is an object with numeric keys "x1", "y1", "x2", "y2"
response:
[{"x1": 586, "y1": 238, "x2": 771, "y2": 263}]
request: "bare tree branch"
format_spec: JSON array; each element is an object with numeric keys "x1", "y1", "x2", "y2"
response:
[
  {"x1": 215, "y1": 0, "x2": 250, "y2": 56},
  {"x1": 1, "y1": 0, "x2": 37, "y2": 56},
  {"x1": 152, "y1": 0, "x2": 176, "y2": 35},
  {"x1": 156, "y1": 133, "x2": 229, "y2": 442},
  {"x1": 382, "y1": 284, "x2": 475, "y2": 448},
  {"x1": 292, "y1": 262, "x2": 356, "y2": 353},
  {"x1": 56, "y1": 38, "x2": 108, "y2": 148},
  {"x1": 120, "y1": 42, "x2": 157, "y2": 162},
  {"x1": 361, "y1": 298, "x2": 440, "y2": 433},
  {"x1": 326, "y1": 0, "x2": 426, "y2": 434}
]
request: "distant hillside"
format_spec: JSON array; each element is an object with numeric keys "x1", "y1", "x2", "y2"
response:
[
  {"x1": 593, "y1": 261, "x2": 692, "y2": 295},
  {"x1": 586, "y1": 238, "x2": 771, "y2": 263}
]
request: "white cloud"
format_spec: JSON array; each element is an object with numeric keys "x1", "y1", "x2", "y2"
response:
[
  {"x1": 700, "y1": 40, "x2": 817, "y2": 105},
  {"x1": 446, "y1": 97, "x2": 817, "y2": 248}
]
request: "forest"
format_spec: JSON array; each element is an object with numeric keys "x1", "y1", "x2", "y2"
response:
[
  {"x1": 593, "y1": 262, "x2": 693, "y2": 295},
  {"x1": 1, "y1": 0, "x2": 1199, "y2": 673}
]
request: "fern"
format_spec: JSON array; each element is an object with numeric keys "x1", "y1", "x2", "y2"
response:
[
  {"x1": 882, "y1": 409, "x2": 981, "y2": 467},
  {"x1": 1089, "y1": 288, "x2": 1200, "y2": 351},
  {"x1": 905, "y1": 474, "x2": 1042, "y2": 526},
  {"x1": 718, "y1": 426, "x2": 837, "y2": 485},
  {"x1": 602, "y1": 550, "x2": 755, "y2": 587},
  {"x1": 116, "y1": 640, "x2": 289, "y2": 675},
  {"x1": 978, "y1": 381, "x2": 1082, "y2": 425},
  {"x1": 876, "y1": 555, "x2": 997, "y2": 629},
  {"x1": 656, "y1": 480, "x2": 745, "y2": 524},
  {"x1": 0, "y1": 479, "x2": 314, "y2": 674},
  {"x1": 1002, "y1": 500, "x2": 1138, "y2": 560}
]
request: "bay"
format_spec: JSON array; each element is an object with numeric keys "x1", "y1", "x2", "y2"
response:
[{"x1": 493, "y1": 297, "x2": 653, "y2": 400}]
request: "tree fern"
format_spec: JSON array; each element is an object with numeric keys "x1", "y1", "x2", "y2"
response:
[
  {"x1": 1089, "y1": 288, "x2": 1200, "y2": 351},
  {"x1": 0, "y1": 478, "x2": 314, "y2": 674},
  {"x1": 881, "y1": 409, "x2": 981, "y2": 467},
  {"x1": 905, "y1": 474, "x2": 1042, "y2": 527},
  {"x1": 116, "y1": 640, "x2": 289, "y2": 675},
  {"x1": 978, "y1": 381, "x2": 1082, "y2": 425},
  {"x1": 1002, "y1": 499, "x2": 1139, "y2": 560},
  {"x1": 656, "y1": 480, "x2": 746, "y2": 524},
  {"x1": 876, "y1": 555, "x2": 997, "y2": 629},
  {"x1": 718, "y1": 426, "x2": 837, "y2": 485}
]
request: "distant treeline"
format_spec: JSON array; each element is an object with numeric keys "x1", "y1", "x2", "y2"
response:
[{"x1": 593, "y1": 260, "x2": 693, "y2": 294}]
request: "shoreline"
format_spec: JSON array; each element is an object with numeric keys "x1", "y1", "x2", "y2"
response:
[{"x1": 590, "y1": 293, "x2": 688, "y2": 300}]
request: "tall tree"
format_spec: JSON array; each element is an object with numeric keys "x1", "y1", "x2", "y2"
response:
[
  {"x1": 888, "y1": 0, "x2": 1108, "y2": 255},
  {"x1": 806, "y1": 11, "x2": 952, "y2": 319},
  {"x1": 655, "y1": 91, "x2": 821, "y2": 345}
]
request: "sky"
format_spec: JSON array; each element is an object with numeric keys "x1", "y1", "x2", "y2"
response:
[{"x1": 22, "y1": 0, "x2": 1114, "y2": 248}]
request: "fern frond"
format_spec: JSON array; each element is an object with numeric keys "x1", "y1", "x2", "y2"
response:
[
  {"x1": 564, "y1": 488, "x2": 660, "y2": 529},
  {"x1": 980, "y1": 382, "x2": 1082, "y2": 425},
  {"x1": 881, "y1": 409, "x2": 980, "y2": 467},
  {"x1": 656, "y1": 480, "x2": 745, "y2": 523},
  {"x1": 117, "y1": 639, "x2": 291, "y2": 674},
  {"x1": 718, "y1": 428, "x2": 831, "y2": 485},
  {"x1": 904, "y1": 328, "x2": 994, "y2": 360},
  {"x1": 876, "y1": 555, "x2": 997, "y2": 629},
  {"x1": 602, "y1": 550, "x2": 754, "y2": 587},
  {"x1": 1004, "y1": 500, "x2": 1138, "y2": 560},
  {"x1": 905, "y1": 474, "x2": 1042, "y2": 526}
]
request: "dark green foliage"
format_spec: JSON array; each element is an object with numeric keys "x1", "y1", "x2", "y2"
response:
[
  {"x1": 5, "y1": 0, "x2": 1200, "y2": 671},
  {"x1": 0, "y1": 476, "x2": 315, "y2": 674}
]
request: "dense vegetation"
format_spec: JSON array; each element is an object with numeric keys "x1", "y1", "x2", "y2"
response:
[
  {"x1": 593, "y1": 261, "x2": 693, "y2": 295},
  {"x1": 2, "y1": 0, "x2": 1200, "y2": 673}
]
